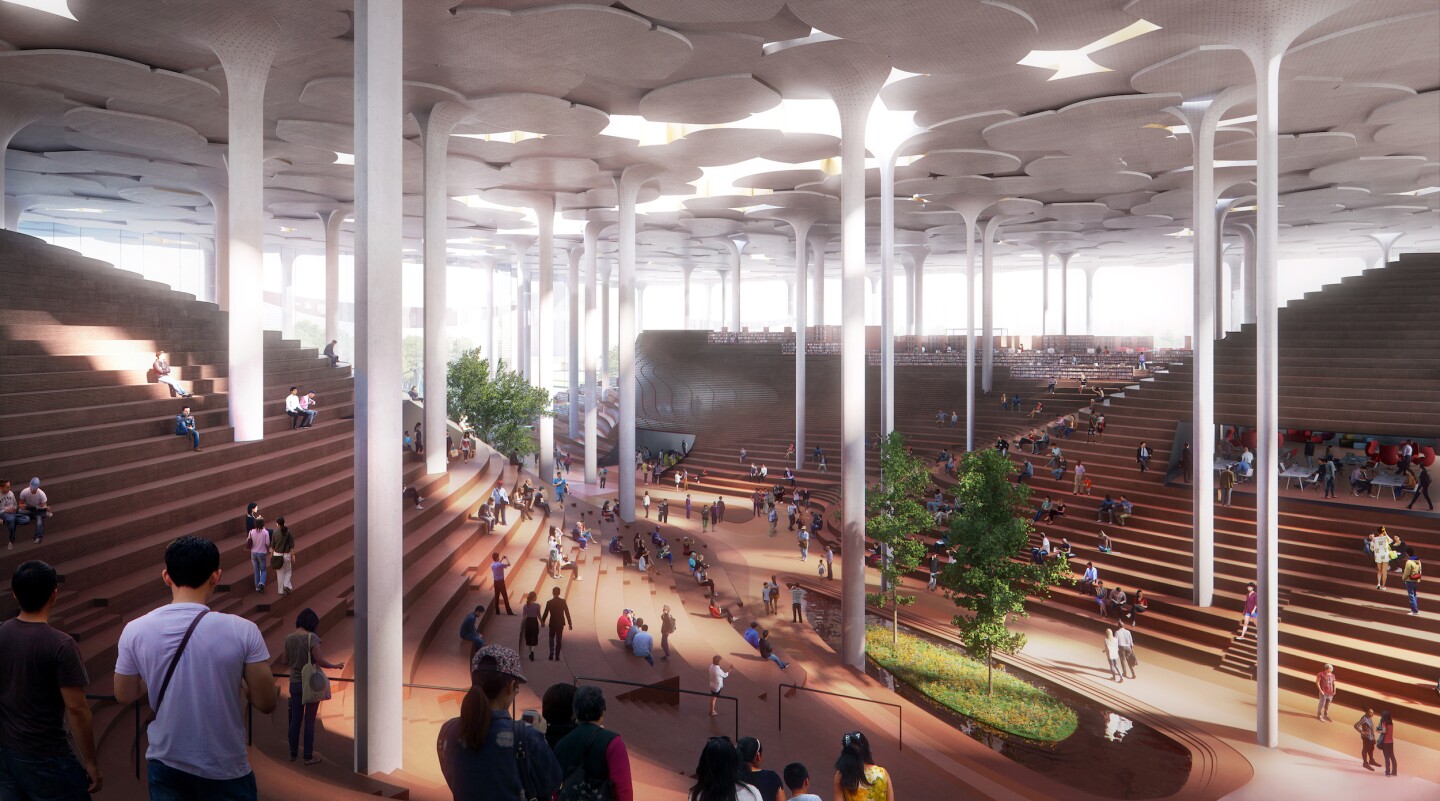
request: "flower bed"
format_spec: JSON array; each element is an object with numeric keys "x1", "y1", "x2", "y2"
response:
[{"x1": 866, "y1": 625, "x2": 1078, "y2": 742}]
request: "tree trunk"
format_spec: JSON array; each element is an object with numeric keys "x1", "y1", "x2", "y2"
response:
[{"x1": 987, "y1": 643, "x2": 993, "y2": 695}]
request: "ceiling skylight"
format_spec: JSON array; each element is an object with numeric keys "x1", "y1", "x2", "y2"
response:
[
  {"x1": 2, "y1": 0, "x2": 77, "y2": 21},
  {"x1": 1017, "y1": 20, "x2": 1160, "y2": 80}
]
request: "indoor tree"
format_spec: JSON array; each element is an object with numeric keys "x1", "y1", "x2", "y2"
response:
[
  {"x1": 865, "y1": 432, "x2": 932, "y2": 647},
  {"x1": 941, "y1": 448, "x2": 1072, "y2": 693},
  {"x1": 445, "y1": 347, "x2": 552, "y2": 461}
]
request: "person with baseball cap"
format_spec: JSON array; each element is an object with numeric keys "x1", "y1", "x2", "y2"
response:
[{"x1": 437, "y1": 645, "x2": 561, "y2": 800}]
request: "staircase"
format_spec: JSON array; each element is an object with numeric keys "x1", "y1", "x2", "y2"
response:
[{"x1": 1216, "y1": 588, "x2": 1294, "y2": 680}]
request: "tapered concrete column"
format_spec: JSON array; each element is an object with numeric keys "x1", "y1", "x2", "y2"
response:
[
  {"x1": 615, "y1": 165, "x2": 667, "y2": 522},
  {"x1": 982, "y1": 216, "x2": 1004, "y2": 392},
  {"x1": 1224, "y1": 253, "x2": 1244, "y2": 332},
  {"x1": 280, "y1": 247, "x2": 297, "y2": 337},
  {"x1": 810, "y1": 237, "x2": 825, "y2": 328},
  {"x1": 568, "y1": 245, "x2": 583, "y2": 440},
  {"x1": 636, "y1": 282, "x2": 646, "y2": 333},
  {"x1": 417, "y1": 102, "x2": 471, "y2": 476},
  {"x1": 1233, "y1": 223, "x2": 1256, "y2": 325},
  {"x1": 319, "y1": 209, "x2": 347, "y2": 346},
  {"x1": 534, "y1": 197, "x2": 556, "y2": 484},
  {"x1": 353, "y1": 0, "x2": 404, "y2": 773},
  {"x1": 0, "y1": 84, "x2": 64, "y2": 230},
  {"x1": 601, "y1": 261, "x2": 612, "y2": 383},
  {"x1": 517, "y1": 266, "x2": 531, "y2": 379},
  {"x1": 583, "y1": 222, "x2": 604, "y2": 484},
  {"x1": 199, "y1": 238, "x2": 217, "y2": 305},
  {"x1": 900, "y1": 247, "x2": 928, "y2": 336},
  {"x1": 479, "y1": 256, "x2": 497, "y2": 373},
  {"x1": 1083, "y1": 264, "x2": 1099, "y2": 335},
  {"x1": 784, "y1": 276, "x2": 795, "y2": 318},
  {"x1": 902, "y1": 261, "x2": 916, "y2": 336},
  {"x1": 775, "y1": 214, "x2": 816, "y2": 472},
  {"x1": 878, "y1": 162, "x2": 898, "y2": 435},
  {"x1": 1365, "y1": 232, "x2": 1404, "y2": 267},
  {"x1": 214, "y1": 27, "x2": 279, "y2": 443},
  {"x1": 729, "y1": 242, "x2": 743, "y2": 333},
  {"x1": 1058, "y1": 252, "x2": 1073, "y2": 336},
  {"x1": 963, "y1": 217, "x2": 979, "y2": 452},
  {"x1": 682, "y1": 265, "x2": 695, "y2": 329},
  {"x1": 1038, "y1": 243, "x2": 1055, "y2": 337}
]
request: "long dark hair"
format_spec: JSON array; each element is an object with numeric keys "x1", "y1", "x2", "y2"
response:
[
  {"x1": 689, "y1": 736, "x2": 743, "y2": 801},
  {"x1": 836, "y1": 730, "x2": 877, "y2": 793},
  {"x1": 457, "y1": 671, "x2": 515, "y2": 751},
  {"x1": 1379, "y1": 710, "x2": 1393, "y2": 730}
]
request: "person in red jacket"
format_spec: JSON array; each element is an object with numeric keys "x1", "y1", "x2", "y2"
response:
[{"x1": 616, "y1": 609, "x2": 635, "y2": 641}]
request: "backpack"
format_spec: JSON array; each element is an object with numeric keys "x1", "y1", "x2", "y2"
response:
[{"x1": 557, "y1": 727, "x2": 614, "y2": 801}]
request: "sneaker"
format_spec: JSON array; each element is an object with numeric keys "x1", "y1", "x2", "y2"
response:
[
  {"x1": 304, "y1": 757, "x2": 322, "y2": 766},
  {"x1": 414, "y1": 505, "x2": 425, "y2": 510}
]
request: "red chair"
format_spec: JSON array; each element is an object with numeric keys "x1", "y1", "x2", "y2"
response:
[
  {"x1": 1417, "y1": 446, "x2": 1436, "y2": 467},
  {"x1": 1365, "y1": 439, "x2": 1380, "y2": 460},
  {"x1": 1377, "y1": 445, "x2": 1400, "y2": 466},
  {"x1": 1242, "y1": 430, "x2": 1258, "y2": 450}
]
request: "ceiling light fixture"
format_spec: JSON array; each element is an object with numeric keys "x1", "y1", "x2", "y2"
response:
[
  {"x1": 2, "y1": 0, "x2": 76, "y2": 20},
  {"x1": 1165, "y1": 227, "x2": 1195, "y2": 237},
  {"x1": 51, "y1": 207, "x2": 105, "y2": 213},
  {"x1": 333, "y1": 152, "x2": 355, "y2": 166},
  {"x1": 1017, "y1": 19, "x2": 1160, "y2": 80}
]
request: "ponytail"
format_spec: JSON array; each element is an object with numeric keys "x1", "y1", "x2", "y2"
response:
[{"x1": 457, "y1": 671, "x2": 513, "y2": 750}]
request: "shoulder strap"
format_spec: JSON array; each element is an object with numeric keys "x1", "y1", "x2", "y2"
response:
[{"x1": 154, "y1": 610, "x2": 210, "y2": 714}]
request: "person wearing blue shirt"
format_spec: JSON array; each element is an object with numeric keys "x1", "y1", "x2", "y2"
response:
[
  {"x1": 631, "y1": 624, "x2": 655, "y2": 666},
  {"x1": 1017, "y1": 460, "x2": 1034, "y2": 484},
  {"x1": 438, "y1": 646, "x2": 561, "y2": 801},
  {"x1": 1097, "y1": 495, "x2": 1117, "y2": 524},
  {"x1": 742, "y1": 622, "x2": 762, "y2": 650},
  {"x1": 174, "y1": 407, "x2": 200, "y2": 451},
  {"x1": 459, "y1": 605, "x2": 485, "y2": 658}
]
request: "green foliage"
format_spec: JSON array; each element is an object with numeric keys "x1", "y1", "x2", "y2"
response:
[
  {"x1": 293, "y1": 319, "x2": 353, "y2": 368},
  {"x1": 866, "y1": 625, "x2": 1078, "y2": 742},
  {"x1": 864, "y1": 433, "x2": 932, "y2": 619},
  {"x1": 940, "y1": 449, "x2": 1072, "y2": 661},
  {"x1": 445, "y1": 348, "x2": 552, "y2": 459}
]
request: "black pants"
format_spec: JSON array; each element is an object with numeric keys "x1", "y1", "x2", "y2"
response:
[
  {"x1": 791, "y1": 602, "x2": 803, "y2": 622},
  {"x1": 1407, "y1": 484, "x2": 1432, "y2": 509},
  {"x1": 548, "y1": 626, "x2": 564, "y2": 657},
  {"x1": 1380, "y1": 741, "x2": 1396, "y2": 774},
  {"x1": 494, "y1": 579, "x2": 513, "y2": 615}
]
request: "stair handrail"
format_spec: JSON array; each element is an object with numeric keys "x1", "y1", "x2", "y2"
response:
[
  {"x1": 776, "y1": 683, "x2": 903, "y2": 750},
  {"x1": 573, "y1": 675, "x2": 739, "y2": 742},
  {"x1": 85, "y1": 693, "x2": 142, "y2": 780}
]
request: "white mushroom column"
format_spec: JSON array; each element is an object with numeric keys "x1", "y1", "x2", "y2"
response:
[
  {"x1": 810, "y1": 235, "x2": 826, "y2": 328},
  {"x1": 981, "y1": 215, "x2": 1006, "y2": 392},
  {"x1": 318, "y1": 208, "x2": 348, "y2": 347},
  {"x1": 615, "y1": 165, "x2": 666, "y2": 521},
  {"x1": 568, "y1": 244, "x2": 584, "y2": 440},
  {"x1": 534, "y1": 196, "x2": 557, "y2": 483},
  {"x1": 1083, "y1": 263, "x2": 1100, "y2": 335},
  {"x1": 280, "y1": 247, "x2": 297, "y2": 337},
  {"x1": 682, "y1": 265, "x2": 695, "y2": 329},
  {"x1": 775, "y1": 213, "x2": 817, "y2": 472},
  {"x1": 601, "y1": 260, "x2": 612, "y2": 383},
  {"x1": 728, "y1": 239, "x2": 743, "y2": 333},
  {"x1": 1058, "y1": 252, "x2": 1073, "y2": 336},
  {"x1": 353, "y1": 0, "x2": 404, "y2": 773},
  {"x1": 1132, "y1": 0, "x2": 1364, "y2": 748},
  {"x1": 867, "y1": 116, "x2": 925, "y2": 436},
  {"x1": 417, "y1": 101, "x2": 472, "y2": 476},
  {"x1": 931, "y1": 195, "x2": 1005, "y2": 453},
  {"x1": 583, "y1": 221, "x2": 606, "y2": 485},
  {"x1": 901, "y1": 246, "x2": 929, "y2": 337},
  {"x1": 0, "y1": 85, "x2": 65, "y2": 230},
  {"x1": 1233, "y1": 223, "x2": 1257, "y2": 326},
  {"x1": 213, "y1": 21, "x2": 281, "y2": 442}
]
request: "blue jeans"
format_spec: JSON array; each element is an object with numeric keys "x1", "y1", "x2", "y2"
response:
[
  {"x1": 147, "y1": 760, "x2": 256, "y2": 801},
  {"x1": 288, "y1": 682, "x2": 318, "y2": 759},
  {"x1": 177, "y1": 429, "x2": 199, "y2": 449},
  {"x1": 0, "y1": 748, "x2": 90, "y2": 801},
  {"x1": 5, "y1": 511, "x2": 43, "y2": 543},
  {"x1": 250, "y1": 553, "x2": 268, "y2": 589},
  {"x1": 1406, "y1": 581, "x2": 1419, "y2": 613},
  {"x1": 765, "y1": 653, "x2": 788, "y2": 669},
  {"x1": 298, "y1": 410, "x2": 316, "y2": 428}
]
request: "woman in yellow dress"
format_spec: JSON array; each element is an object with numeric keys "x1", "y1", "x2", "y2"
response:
[{"x1": 832, "y1": 731, "x2": 894, "y2": 801}]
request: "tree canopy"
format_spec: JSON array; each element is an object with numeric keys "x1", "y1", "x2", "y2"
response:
[
  {"x1": 940, "y1": 448, "x2": 1072, "y2": 662},
  {"x1": 445, "y1": 348, "x2": 551, "y2": 459},
  {"x1": 865, "y1": 432, "x2": 933, "y2": 642}
]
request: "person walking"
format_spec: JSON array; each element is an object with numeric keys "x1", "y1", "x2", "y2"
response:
[
  {"x1": 1402, "y1": 548, "x2": 1422, "y2": 615},
  {"x1": 554, "y1": 686, "x2": 635, "y2": 801},
  {"x1": 599, "y1": 466, "x2": 608, "y2": 489},
  {"x1": 519, "y1": 592, "x2": 542, "y2": 662},
  {"x1": 1180, "y1": 442, "x2": 1192, "y2": 483},
  {"x1": 642, "y1": 492, "x2": 652, "y2": 518},
  {"x1": 927, "y1": 553, "x2": 940, "y2": 591},
  {"x1": 0, "y1": 560, "x2": 103, "y2": 799},
  {"x1": 283, "y1": 609, "x2": 345, "y2": 765},
  {"x1": 1236, "y1": 582, "x2": 1259, "y2": 639},
  {"x1": 271, "y1": 517, "x2": 296, "y2": 595},
  {"x1": 1103, "y1": 629, "x2": 1124, "y2": 682},
  {"x1": 1322, "y1": 456, "x2": 1339, "y2": 499},
  {"x1": 767, "y1": 506, "x2": 778, "y2": 537},
  {"x1": 541, "y1": 587, "x2": 572, "y2": 661},
  {"x1": 1219, "y1": 466, "x2": 1236, "y2": 507},
  {"x1": 797, "y1": 527, "x2": 810, "y2": 561},
  {"x1": 1354, "y1": 708, "x2": 1381, "y2": 771},
  {"x1": 437, "y1": 645, "x2": 562, "y2": 801},
  {"x1": 708, "y1": 656, "x2": 730, "y2": 717},
  {"x1": 246, "y1": 517, "x2": 271, "y2": 593},
  {"x1": 686, "y1": 495, "x2": 693, "y2": 518},
  {"x1": 833, "y1": 731, "x2": 893, "y2": 801},
  {"x1": 1315, "y1": 663, "x2": 1336, "y2": 721},
  {"x1": 660, "y1": 605, "x2": 677, "y2": 662},
  {"x1": 114, "y1": 536, "x2": 275, "y2": 799},
  {"x1": 1408, "y1": 464, "x2": 1433, "y2": 510},
  {"x1": 1376, "y1": 711, "x2": 1397, "y2": 776},
  {"x1": 1115, "y1": 620, "x2": 1137, "y2": 679},
  {"x1": 489, "y1": 553, "x2": 514, "y2": 616}
]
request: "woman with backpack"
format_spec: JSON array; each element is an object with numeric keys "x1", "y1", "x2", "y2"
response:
[
  {"x1": 438, "y1": 645, "x2": 561, "y2": 800},
  {"x1": 553, "y1": 686, "x2": 634, "y2": 801},
  {"x1": 283, "y1": 609, "x2": 345, "y2": 765}
]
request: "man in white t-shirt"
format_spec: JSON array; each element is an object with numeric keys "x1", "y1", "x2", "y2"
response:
[
  {"x1": 284, "y1": 386, "x2": 303, "y2": 429},
  {"x1": 783, "y1": 762, "x2": 824, "y2": 801},
  {"x1": 114, "y1": 536, "x2": 275, "y2": 799}
]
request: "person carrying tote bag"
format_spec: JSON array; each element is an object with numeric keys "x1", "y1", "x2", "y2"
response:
[{"x1": 285, "y1": 609, "x2": 344, "y2": 765}]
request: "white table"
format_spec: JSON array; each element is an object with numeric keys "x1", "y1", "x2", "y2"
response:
[
  {"x1": 1367, "y1": 471, "x2": 1407, "y2": 499},
  {"x1": 1280, "y1": 465, "x2": 1317, "y2": 491}
]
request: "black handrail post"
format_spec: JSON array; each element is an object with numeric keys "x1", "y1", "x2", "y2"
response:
[{"x1": 777, "y1": 684, "x2": 903, "y2": 751}]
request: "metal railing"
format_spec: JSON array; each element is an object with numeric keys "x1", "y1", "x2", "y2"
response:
[
  {"x1": 776, "y1": 683, "x2": 903, "y2": 750},
  {"x1": 85, "y1": 693, "x2": 143, "y2": 780},
  {"x1": 250, "y1": 674, "x2": 471, "y2": 746},
  {"x1": 574, "y1": 675, "x2": 739, "y2": 742}
]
